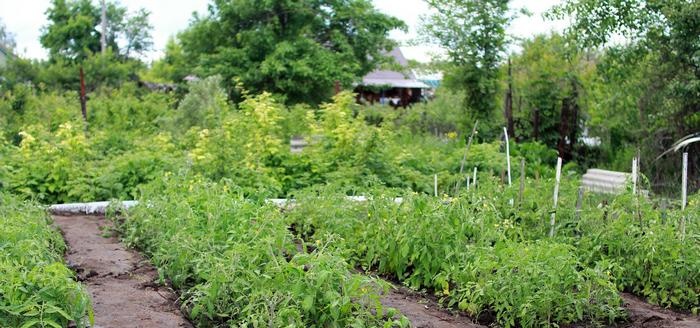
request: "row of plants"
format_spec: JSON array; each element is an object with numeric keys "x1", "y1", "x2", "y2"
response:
[
  {"x1": 573, "y1": 193, "x2": 700, "y2": 313},
  {"x1": 111, "y1": 174, "x2": 409, "y2": 327},
  {"x1": 0, "y1": 193, "x2": 93, "y2": 328},
  {"x1": 286, "y1": 173, "x2": 700, "y2": 326},
  {"x1": 286, "y1": 181, "x2": 625, "y2": 328}
]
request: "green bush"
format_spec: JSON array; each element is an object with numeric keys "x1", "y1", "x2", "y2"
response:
[{"x1": 0, "y1": 194, "x2": 93, "y2": 327}]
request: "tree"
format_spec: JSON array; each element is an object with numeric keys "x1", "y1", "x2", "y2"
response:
[
  {"x1": 510, "y1": 33, "x2": 594, "y2": 160},
  {"x1": 420, "y1": 0, "x2": 514, "y2": 135},
  {"x1": 40, "y1": 0, "x2": 153, "y2": 62},
  {"x1": 177, "y1": 0, "x2": 405, "y2": 104},
  {"x1": 145, "y1": 37, "x2": 188, "y2": 83},
  {"x1": 552, "y1": 0, "x2": 700, "y2": 192}
]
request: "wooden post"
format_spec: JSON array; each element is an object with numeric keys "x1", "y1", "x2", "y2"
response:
[
  {"x1": 473, "y1": 167, "x2": 477, "y2": 189},
  {"x1": 519, "y1": 158, "x2": 525, "y2": 205},
  {"x1": 466, "y1": 176, "x2": 470, "y2": 190},
  {"x1": 334, "y1": 80, "x2": 341, "y2": 95},
  {"x1": 681, "y1": 152, "x2": 688, "y2": 238},
  {"x1": 434, "y1": 174, "x2": 438, "y2": 197},
  {"x1": 79, "y1": 66, "x2": 88, "y2": 133},
  {"x1": 550, "y1": 157, "x2": 563, "y2": 237},
  {"x1": 455, "y1": 121, "x2": 479, "y2": 193},
  {"x1": 504, "y1": 127, "x2": 512, "y2": 186}
]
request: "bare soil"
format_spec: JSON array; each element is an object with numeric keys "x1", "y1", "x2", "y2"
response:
[
  {"x1": 53, "y1": 215, "x2": 192, "y2": 328},
  {"x1": 619, "y1": 293, "x2": 700, "y2": 328},
  {"x1": 380, "y1": 285, "x2": 486, "y2": 328}
]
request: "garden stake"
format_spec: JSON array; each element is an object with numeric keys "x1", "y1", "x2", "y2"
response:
[
  {"x1": 681, "y1": 152, "x2": 688, "y2": 239},
  {"x1": 455, "y1": 120, "x2": 478, "y2": 193},
  {"x1": 550, "y1": 157, "x2": 562, "y2": 237}
]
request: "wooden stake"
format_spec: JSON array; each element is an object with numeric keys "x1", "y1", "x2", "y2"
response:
[
  {"x1": 455, "y1": 121, "x2": 479, "y2": 193},
  {"x1": 466, "y1": 176, "x2": 470, "y2": 190},
  {"x1": 472, "y1": 167, "x2": 477, "y2": 189},
  {"x1": 504, "y1": 127, "x2": 512, "y2": 186},
  {"x1": 550, "y1": 157, "x2": 563, "y2": 237},
  {"x1": 79, "y1": 66, "x2": 88, "y2": 134}
]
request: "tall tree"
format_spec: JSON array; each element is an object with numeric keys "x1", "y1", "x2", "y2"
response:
[
  {"x1": 511, "y1": 33, "x2": 593, "y2": 160},
  {"x1": 177, "y1": 0, "x2": 405, "y2": 104},
  {"x1": 552, "y1": 0, "x2": 700, "y2": 191},
  {"x1": 420, "y1": 0, "x2": 513, "y2": 134},
  {"x1": 40, "y1": 0, "x2": 152, "y2": 62}
]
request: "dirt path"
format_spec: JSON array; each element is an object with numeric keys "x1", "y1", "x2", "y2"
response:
[
  {"x1": 620, "y1": 293, "x2": 700, "y2": 328},
  {"x1": 53, "y1": 215, "x2": 192, "y2": 328},
  {"x1": 380, "y1": 285, "x2": 486, "y2": 328}
]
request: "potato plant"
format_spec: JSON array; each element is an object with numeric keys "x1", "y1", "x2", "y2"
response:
[{"x1": 0, "y1": 194, "x2": 93, "y2": 328}]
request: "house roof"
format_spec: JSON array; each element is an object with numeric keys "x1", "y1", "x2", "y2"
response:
[{"x1": 360, "y1": 48, "x2": 430, "y2": 89}]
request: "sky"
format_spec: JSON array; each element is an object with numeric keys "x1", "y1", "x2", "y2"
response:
[{"x1": 0, "y1": 0, "x2": 567, "y2": 63}]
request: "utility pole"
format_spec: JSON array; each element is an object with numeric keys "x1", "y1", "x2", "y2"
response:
[{"x1": 101, "y1": 0, "x2": 107, "y2": 53}]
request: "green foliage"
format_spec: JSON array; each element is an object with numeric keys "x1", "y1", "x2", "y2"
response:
[
  {"x1": 41, "y1": 0, "x2": 153, "y2": 62},
  {"x1": 178, "y1": 0, "x2": 405, "y2": 104},
  {"x1": 551, "y1": 0, "x2": 700, "y2": 193},
  {"x1": 510, "y1": 34, "x2": 593, "y2": 151},
  {"x1": 287, "y1": 183, "x2": 624, "y2": 327},
  {"x1": 421, "y1": 0, "x2": 513, "y2": 134},
  {"x1": 143, "y1": 37, "x2": 188, "y2": 83},
  {"x1": 0, "y1": 194, "x2": 93, "y2": 327},
  {"x1": 115, "y1": 176, "x2": 408, "y2": 327},
  {"x1": 577, "y1": 193, "x2": 700, "y2": 313}
]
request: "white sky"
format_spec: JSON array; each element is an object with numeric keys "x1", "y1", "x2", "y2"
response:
[{"x1": 0, "y1": 0, "x2": 566, "y2": 63}]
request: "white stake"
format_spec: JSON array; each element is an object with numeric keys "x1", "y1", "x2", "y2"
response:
[
  {"x1": 473, "y1": 167, "x2": 477, "y2": 188},
  {"x1": 466, "y1": 176, "x2": 471, "y2": 190},
  {"x1": 682, "y1": 152, "x2": 688, "y2": 211},
  {"x1": 632, "y1": 157, "x2": 638, "y2": 195},
  {"x1": 434, "y1": 174, "x2": 438, "y2": 197},
  {"x1": 550, "y1": 157, "x2": 563, "y2": 237},
  {"x1": 504, "y1": 127, "x2": 512, "y2": 186},
  {"x1": 681, "y1": 152, "x2": 688, "y2": 239}
]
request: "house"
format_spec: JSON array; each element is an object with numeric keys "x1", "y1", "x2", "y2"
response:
[{"x1": 354, "y1": 48, "x2": 430, "y2": 108}]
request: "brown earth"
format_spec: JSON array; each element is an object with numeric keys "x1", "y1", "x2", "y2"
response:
[
  {"x1": 53, "y1": 215, "x2": 192, "y2": 328},
  {"x1": 380, "y1": 285, "x2": 486, "y2": 328},
  {"x1": 619, "y1": 293, "x2": 700, "y2": 328}
]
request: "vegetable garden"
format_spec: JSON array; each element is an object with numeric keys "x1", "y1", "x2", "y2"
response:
[{"x1": 1, "y1": 78, "x2": 698, "y2": 328}]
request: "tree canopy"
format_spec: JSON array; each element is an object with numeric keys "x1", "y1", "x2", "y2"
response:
[
  {"x1": 40, "y1": 0, "x2": 153, "y2": 62},
  {"x1": 176, "y1": 0, "x2": 405, "y2": 104},
  {"x1": 420, "y1": 0, "x2": 513, "y2": 134}
]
